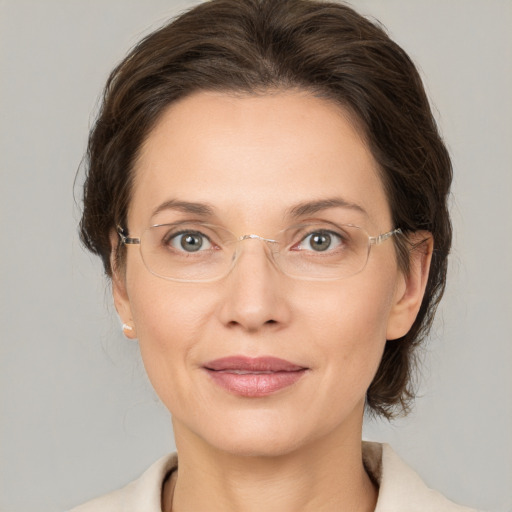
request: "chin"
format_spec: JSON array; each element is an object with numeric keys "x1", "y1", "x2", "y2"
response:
[
  {"x1": 177, "y1": 407, "x2": 311, "y2": 458},
  {"x1": 200, "y1": 406, "x2": 348, "y2": 460},
  {"x1": 207, "y1": 431, "x2": 305, "y2": 458}
]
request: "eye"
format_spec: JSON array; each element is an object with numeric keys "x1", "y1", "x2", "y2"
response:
[
  {"x1": 297, "y1": 230, "x2": 344, "y2": 252},
  {"x1": 167, "y1": 231, "x2": 213, "y2": 252}
]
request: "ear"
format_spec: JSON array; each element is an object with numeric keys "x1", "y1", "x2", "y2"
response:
[
  {"x1": 386, "y1": 231, "x2": 433, "y2": 341},
  {"x1": 110, "y1": 230, "x2": 137, "y2": 339}
]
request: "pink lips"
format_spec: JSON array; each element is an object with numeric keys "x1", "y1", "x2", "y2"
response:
[{"x1": 204, "y1": 356, "x2": 308, "y2": 397}]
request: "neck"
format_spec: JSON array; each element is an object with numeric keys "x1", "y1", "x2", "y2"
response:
[{"x1": 163, "y1": 421, "x2": 378, "y2": 512}]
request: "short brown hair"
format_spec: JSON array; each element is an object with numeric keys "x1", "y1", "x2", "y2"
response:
[{"x1": 79, "y1": 0, "x2": 452, "y2": 419}]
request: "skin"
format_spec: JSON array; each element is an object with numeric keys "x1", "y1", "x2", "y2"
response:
[{"x1": 112, "y1": 91, "x2": 432, "y2": 512}]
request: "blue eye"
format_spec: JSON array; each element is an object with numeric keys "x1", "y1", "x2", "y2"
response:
[
  {"x1": 168, "y1": 232, "x2": 212, "y2": 252},
  {"x1": 300, "y1": 231, "x2": 343, "y2": 252}
]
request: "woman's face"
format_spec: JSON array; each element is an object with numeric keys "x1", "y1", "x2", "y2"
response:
[{"x1": 114, "y1": 91, "x2": 420, "y2": 456}]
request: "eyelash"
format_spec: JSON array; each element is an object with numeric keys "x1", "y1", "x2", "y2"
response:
[
  {"x1": 163, "y1": 230, "x2": 214, "y2": 251},
  {"x1": 294, "y1": 229, "x2": 346, "y2": 251}
]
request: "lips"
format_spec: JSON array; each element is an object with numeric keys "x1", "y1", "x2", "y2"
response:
[{"x1": 203, "y1": 356, "x2": 308, "y2": 397}]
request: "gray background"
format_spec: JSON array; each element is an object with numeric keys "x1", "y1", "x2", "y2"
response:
[{"x1": 1, "y1": 1, "x2": 511, "y2": 511}]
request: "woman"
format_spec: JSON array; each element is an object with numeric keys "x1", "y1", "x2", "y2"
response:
[{"x1": 72, "y1": 0, "x2": 476, "y2": 510}]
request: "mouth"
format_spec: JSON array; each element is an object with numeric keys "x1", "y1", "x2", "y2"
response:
[{"x1": 203, "y1": 356, "x2": 309, "y2": 397}]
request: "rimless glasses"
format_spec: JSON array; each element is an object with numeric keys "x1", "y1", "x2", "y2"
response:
[{"x1": 117, "y1": 221, "x2": 401, "y2": 283}]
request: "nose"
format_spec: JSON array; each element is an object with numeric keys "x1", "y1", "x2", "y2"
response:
[{"x1": 217, "y1": 238, "x2": 291, "y2": 332}]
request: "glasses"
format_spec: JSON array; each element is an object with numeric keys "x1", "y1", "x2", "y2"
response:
[{"x1": 117, "y1": 221, "x2": 401, "y2": 283}]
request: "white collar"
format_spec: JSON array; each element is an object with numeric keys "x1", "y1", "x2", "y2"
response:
[{"x1": 70, "y1": 442, "x2": 476, "y2": 511}]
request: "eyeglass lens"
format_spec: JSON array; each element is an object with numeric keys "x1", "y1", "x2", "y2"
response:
[{"x1": 137, "y1": 222, "x2": 379, "y2": 282}]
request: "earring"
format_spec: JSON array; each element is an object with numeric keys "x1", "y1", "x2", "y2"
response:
[{"x1": 122, "y1": 323, "x2": 135, "y2": 338}]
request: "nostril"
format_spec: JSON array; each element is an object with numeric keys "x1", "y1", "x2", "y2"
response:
[{"x1": 227, "y1": 319, "x2": 277, "y2": 327}]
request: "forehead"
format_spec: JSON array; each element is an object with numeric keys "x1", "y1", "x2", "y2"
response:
[{"x1": 129, "y1": 90, "x2": 391, "y2": 231}]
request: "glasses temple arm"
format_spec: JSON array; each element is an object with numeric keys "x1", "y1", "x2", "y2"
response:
[
  {"x1": 369, "y1": 228, "x2": 402, "y2": 246},
  {"x1": 117, "y1": 225, "x2": 141, "y2": 245}
]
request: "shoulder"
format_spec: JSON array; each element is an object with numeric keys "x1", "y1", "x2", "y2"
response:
[
  {"x1": 68, "y1": 453, "x2": 177, "y2": 512},
  {"x1": 363, "y1": 441, "x2": 479, "y2": 512}
]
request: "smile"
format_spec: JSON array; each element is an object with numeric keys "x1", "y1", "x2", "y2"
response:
[{"x1": 203, "y1": 356, "x2": 308, "y2": 397}]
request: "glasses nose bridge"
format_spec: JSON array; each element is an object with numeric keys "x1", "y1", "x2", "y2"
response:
[
  {"x1": 238, "y1": 233, "x2": 278, "y2": 244},
  {"x1": 230, "y1": 233, "x2": 281, "y2": 271},
  {"x1": 236, "y1": 234, "x2": 280, "y2": 256}
]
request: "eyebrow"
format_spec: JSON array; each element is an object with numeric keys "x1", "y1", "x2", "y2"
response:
[
  {"x1": 150, "y1": 197, "x2": 367, "y2": 222},
  {"x1": 151, "y1": 199, "x2": 215, "y2": 218},
  {"x1": 287, "y1": 198, "x2": 368, "y2": 218}
]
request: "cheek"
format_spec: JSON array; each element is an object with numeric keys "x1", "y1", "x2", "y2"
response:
[
  {"x1": 132, "y1": 284, "x2": 208, "y2": 343},
  {"x1": 302, "y1": 275, "x2": 395, "y2": 342},
  {"x1": 126, "y1": 276, "x2": 217, "y2": 401},
  {"x1": 298, "y1": 275, "x2": 397, "y2": 385}
]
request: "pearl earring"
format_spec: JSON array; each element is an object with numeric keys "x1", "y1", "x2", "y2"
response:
[{"x1": 122, "y1": 323, "x2": 135, "y2": 338}]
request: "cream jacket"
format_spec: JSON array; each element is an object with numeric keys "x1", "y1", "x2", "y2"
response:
[{"x1": 70, "y1": 442, "x2": 477, "y2": 511}]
